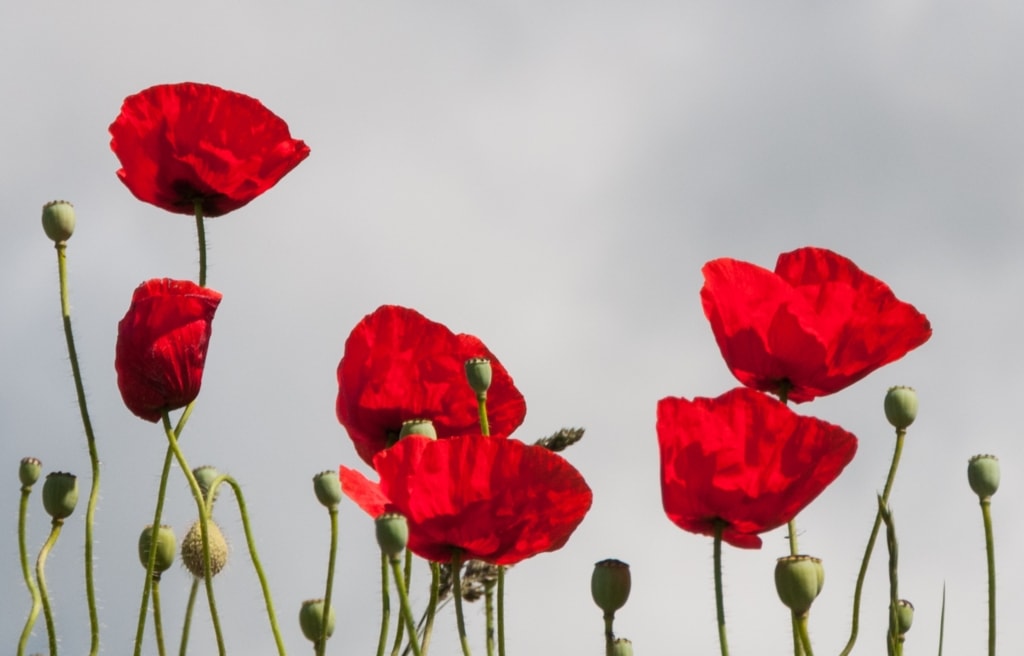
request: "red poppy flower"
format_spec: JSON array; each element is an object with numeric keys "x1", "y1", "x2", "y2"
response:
[
  {"x1": 657, "y1": 388, "x2": 857, "y2": 549},
  {"x1": 336, "y1": 305, "x2": 527, "y2": 465},
  {"x1": 701, "y1": 247, "x2": 931, "y2": 403},
  {"x1": 109, "y1": 82, "x2": 310, "y2": 217},
  {"x1": 115, "y1": 279, "x2": 222, "y2": 422},
  {"x1": 340, "y1": 435, "x2": 593, "y2": 565}
]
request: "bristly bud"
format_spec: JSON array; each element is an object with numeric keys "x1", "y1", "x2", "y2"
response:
[
  {"x1": 313, "y1": 470, "x2": 342, "y2": 509},
  {"x1": 19, "y1": 457, "x2": 42, "y2": 487},
  {"x1": 464, "y1": 358, "x2": 492, "y2": 395},
  {"x1": 192, "y1": 465, "x2": 221, "y2": 503},
  {"x1": 41, "y1": 200, "x2": 76, "y2": 243},
  {"x1": 894, "y1": 599, "x2": 914, "y2": 636},
  {"x1": 375, "y1": 512, "x2": 409, "y2": 558},
  {"x1": 41, "y1": 472, "x2": 78, "y2": 520},
  {"x1": 591, "y1": 559, "x2": 631, "y2": 615},
  {"x1": 884, "y1": 386, "x2": 918, "y2": 430},
  {"x1": 609, "y1": 638, "x2": 634, "y2": 656},
  {"x1": 774, "y1": 555, "x2": 825, "y2": 617},
  {"x1": 399, "y1": 418, "x2": 437, "y2": 440},
  {"x1": 138, "y1": 524, "x2": 177, "y2": 574},
  {"x1": 181, "y1": 520, "x2": 228, "y2": 578},
  {"x1": 968, "y1": 454, "x2": 1000, "y2": 500},
  {"x1": 298, "y1": 599, "x2": 336, "y2": 643}
]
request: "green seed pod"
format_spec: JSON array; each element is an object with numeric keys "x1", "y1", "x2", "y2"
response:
[
  {"x1": 883, "y1": 386, "x2": 918, "y2": 430},
  {"x1": 592, "y1": 559, "x2": 632, "y2": 615},
  {"x1": 608, "y1": 638, "x2": 634, "y2": 656},
  {"x1": 375, "y1": 512, "x2": 409, "y2": 557},
  {"x1": 465, "y1": 358, "x2": 493, "y2": 394},
  {"x1": 313, "y1": 470, "x2": 342, "y2": 509},
  {"x1": 894, "y1": 599, "x2": 914, "y2": 636},
  {"x1": 42, "y1": 472, "x2": 79, "y2": 520},
  {"x1": 138, "y1": 524, "x2": 177, "y2": 573},
  {"x1": 181, "y1": 520, "x2": 228, "y2": 578},
  {"x1": 298, "y1": 598, "x2": 336, "y2": 643},
  {"x1": 192, "y1": 465, "x2": 221, "y2": 503},
  {"x1": 41, "y1": 200, "x2": 76, "y2": 243},
  {"x1": 399, "y1": 418, "x2": 437, "y2": 440},
  {"x1": 774, "y1": 555, "x2": 825, "y2": 617},
  {"x1": 968, "y1": 454, "x2": 1000, "y2": 499},
  {"x1": 19, "y1": 457, "x2": 42, "y2": 487}
]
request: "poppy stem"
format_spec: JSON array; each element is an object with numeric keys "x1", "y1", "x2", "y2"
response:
[
  {"x1": 376, "y1": 551, "x2": 391, "y2": 656},
  {"x1": 878, "y1": 497, "x2": 900, "y2": 656},
  {"x1": 497, "y1": 567, "x2": 506, "y2": 656},
  {"x1": 315, "y1": 503, "x2": 340, "y2": 656},
  {"x1": 54, "y1": 241, "x2": 102, "y2": 656},
  {"x1": 476, "y1": 392, "x2": 490, "y2": 437},
  {"x1": 152, "y1": 578, "x2": 167, "y2": 656},
  {"x1": 17, "y1": 484, "x2": 43, "y2": 656},
  {"x1": 194, "y1": 201, "x2": 208, "y2": 287},
  {"x1": 795, "y1": 614, "x2": 814, "y2": 656},
  {"x1": 979, "y1": 498, "x2": 996, "y2": 656},
  {"x1": 485, "y1": 581, "x2": 495, "y2": 656},
  {"x1": 178, "y1": 578, "x2": 200, "y2": 656},
  {"x1": 389, "y1": 556, "x2": 424, "y2": 656},
  {"x1": 712, "y1": 521, "x2": 730, "y2": 656},
  {"x1": 36, "y1": 519, "x2": 64, "y2": 656},
  {"x1": 390, "y1": 552, "x2": 412, "y2": 656},
  {"x1": 452, "y1": 551, "x2": 474, "y2": 656},
  {"x1": 420, "y1": 562, "x2": 440, "y2": 655},
  {"x1": 840, "y1": 428, "x2": 907, "y2": 656}
]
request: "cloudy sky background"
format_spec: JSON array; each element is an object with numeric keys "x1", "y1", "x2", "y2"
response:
[{"x1": 3, "y1": 1, "x2": 1023, "y2": 654}]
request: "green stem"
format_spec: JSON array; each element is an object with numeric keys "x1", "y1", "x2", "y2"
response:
[
  {"x1": 390, "y1": 557, "x2": 424, "y2": 656},
  {"x1": 376, "y1": 551, "x2": 391, "y2": 656},
  {"x1": 713, "y1": 522, "x2": 730, "y2": 656},
  {"x1": 452, "y1": 552, "x2": 474, "y2": 656},
  {"x1": 153, "y1": 579, "x2": 167, "y2": 656},
  {"x1": 55, "y1": 242, "x2": 101, "y2": 656},
  {"x1": 795, "y1": 614, "x2": 814, "y2": 656},
  {"x1": 791, "y1": 613, "x2": 804, "y2": 656},
  {"x1": 390, "y1": 552, "x2": 409, "y2": 656},
  {"x1": 179, "y1": 578, "x2": 200, "y2": 656},
  {"x1": 603, "y1": 613, "x2": 615, "y2": 656},
  {"x1": 476, "y1": 393, "x2": 490, "y2": 436},
  {"x1": 981, "y1": 499, "x2": 996, "y2": 656},
  {"x1": 421, "y1": 562, "x2": 440, "y2": 655},
  {"x1": 37, "y1": 520, "x2": 64, "y2": 656},
  {"x1": 315, "y1": 505, "x2": 339, "y2": 656},
  {"x1": 840, "y1": 428, "x2": 907, "y2": 656},
  {"x1": 485, "y1": 582, "x2": 495, "y2": 656},
  {"x1": 18, "y1": 487, "x2": 43, "y2": 656},
  {"x1": 878, "y1": 497, "x2": 900, "y2": 656},
  {"x1": 194, "y1": 201, "x2": 207, "y2": 287},
  {"x1": 497, "y1": 567, "x2": 506, "y2": 656}
]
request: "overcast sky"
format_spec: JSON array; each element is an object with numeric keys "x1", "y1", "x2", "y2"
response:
[{"x1": 3, "y1": 2, "x2": 1024, "y2": 654}]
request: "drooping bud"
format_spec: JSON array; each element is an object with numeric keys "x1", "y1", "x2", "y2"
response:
[
  {"x1": 313, "y1": 470, "x2": 342, "y2": 509},
  {"x1": 298, "y1": 599, "x2": 336, "y2": 643},
  {"x1": 375, "y1": 512, "x2": 409, "y2": 558},
  {"x1": 774, "y1": 555, "x2": 825, "y2": 617},
  {"x1": 41, "y1": 200, "x2": 76, "y2": 243},
  {"x1": 192, "y1": 465, "x2": 221, "y2": 503},
  {"x1": 42, "y1": 472, "x2": 79, "y2": 520},
  {"x1": 19, "y1": 457, "x2": 42, "y2": 487},
  {"x1": 465, "y1": 358, "x2": 492, "y2": 395},
  {"x1": 399, "y1": 418, "x2": 437, "y2": 440},
  {"x1": 884, "y1": 386, "x2": 918, "y2": 430},
  {"x1": 894, "y1": 599, "x2": 914, "y2": 636},
  {"x1": 608, "y1": 638, "x2": 634, "y2": 656},
  {"x1": 968, "y1": 454, "x2": 1000, "y2": 500},
  {"x1": 592, "y1": 559, "x2": 632, "y2": 616},
  {"x1": 138, "y1": 524, "x2": 177, "y2": 573},
  {"x1": 181, "y1": 520, "x2": 229, "y2": 578}
]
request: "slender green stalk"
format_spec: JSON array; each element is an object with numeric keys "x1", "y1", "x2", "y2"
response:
[
  {"x1": 18, "y1": 486, "x2": 42, "y2": 656},
  {"x1": 452, "y1": 551, "x2": 474, "y2": 656},
  {"x1": 476, "y1": 394, "x2": 490, "y2": 436},
  {"x1": 938, "y1": 584, "x2": 945, "y2": 656},
  {"x1": 194, "y1": 201, "x2": 207, "y2": 287},
  {"x1": 55, "y1": 241, "x2": 102, "y2": 655},
  {"x1": 791, "y1": 614, "x2": 804, "y2": 656},
  {"x1": 603, "y1": 614, "x2": 615, "y2": 656},
  {"x1": 37, "y1": 520, "x2": 64, "y2": 656},
  {"x1": 377, "y1": 551, "x2": 391, "y2": 656},
  {"x1": 421, "y1": 562, "x2": 441, "y2": 655},
  {"x1": 778, "y1": 387, "x2": 803, "y2": 656},
  {"x1": 152, "y1": 579, "x2": 167, "y2": 656},
  {"x1": 179, "y1": 578, "x2": 200, "y2": 656},
  {"x1": 315, "y1": 505, "x2": 340, "y2": 656},
  {"x1": 390, "y1": 552, "x2": 409, "y2": 656},
  {"x1": 878, "y1": 497, "x2": 900, "y2": 656},
  {"x1": 840, "y1": 428, "x2": 907, "y2": 656},
  {"x1": 795, "y1": 615, "x2": 814, "y2": 656},
  {"x1": 389, "y1": 557, "x2": 424, "y2": 656},
  {"x1": 497, "y1": 567, "x2": 506, "y2": 656},
  {"x1": 980, "y1": 499, "x2": 996, "y2": 656},
  {"x1": 485, "y1": 583, "x2": 495, "y2": 656},
  {"x1": 712, "y1": 522, "x2": 730, "y2": 656}
]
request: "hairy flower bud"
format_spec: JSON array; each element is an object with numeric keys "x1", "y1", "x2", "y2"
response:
[
  {"x1": 894, "y1": 599, "x2": 914, "y2": 636},
  {"x1": 298, "y1": 599, "x2": 336, "y2": 643},
  {"x1": 181, "y1": 520, "x2": 228, "y2": 578},
  {"x1": 193, "y1": 465, "x2": 221, "y2": 503},
  {"x1": 591, "y1": 559, "x2": 631, "y2": 615},
  {"x1": 968, "y1": 454, "x2": 1000, "y2": 500},
  {"x1": 884, "y1": 386, "x2": 918, "y2": 430},
  {"x1": 42, "y1": 472, "x2": 79, "y2": 520},
  {"x1": 138, "y1": 524, "x2": 177, "y2": 574},
  {"x1": 41, "y1": 200, "x2": 76, "y2": 243}
]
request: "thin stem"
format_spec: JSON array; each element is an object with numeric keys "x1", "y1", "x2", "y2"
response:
[
  {"x1": 194, "y1": 201, "x2": 207, "y2": 287},
  {"x1": 37, "y1": 520, "x2": 64, "y2": 656},
  {"x1": 18, "y1": 487, "x2": 43, "y2": 656},
  {"x1": 603, "y1": 614, "x2": 615, "y2": 656},
  {"x1": 390, "y1": 555, "x2": 407, "y2": 656},
  {"x1": 840, "y1": 428, "x2": 907, "y2": 656},
  {"x1": 795, "y1": 614, "x2": 814, "y2": 656},
  {"x1": 421, "y1": 562, "x2": 440, "y2": 655},
  {"x1": 791, "y1": 613, "x2": 804, "y2": 656},
  {"x1": 316, "y1": 505, "x2": 340, "y2": 656},
  {"x1": 713, "y1": 522, "x2": 730, "y2": 656},
  {"x1": 485, "y1": 583, "x2": 495, "y2": 656},
  {"x1": 179, "y1": 578, "x2": 200, "y2": 656},
  {"x1": 452, "y1": 551, "x2": 474, "y2": 656},
  {"x1": 476, "y1": 393, "x2": 490, "y2": 436},
  {"x1": 152, "y1": 579, "x2": 167, "y2": 656},
  {"x1": 938, "y1": 583, "x2": 946, "y2": 656},
  {"x1": 981, "y1": 499, "x2": 996, "y2": 656},
  {"x1": 376, "y1": 551, "x2": 391, "y2": 656},
  {"x1": 878, "y1": 497, "x2": 900, "y2": 656},
  {"x1": 55, "y1": 242, "x2": 101, "y2": 656},
  {"x1": 497, "y1": 567, "x2": 506, "y2": 656},
  {"x1": 390, "y1": 557, "x2": 424, "y2": 656}
]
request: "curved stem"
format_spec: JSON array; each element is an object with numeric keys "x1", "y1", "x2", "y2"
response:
[
  {"x1": 713, "y1": 522, "x2": 730, "y2": 656},
  {"x1": 18, "y1": 487, "x2": 42, "y2": 656},
  {"x1": 390, "y1": 557, "x2": 424, "y2": 656},
  {"x1": 497, "y1": 567, "x2": 506, "y2": 656},
  {"x1": 37, "y1": 520, "x2": 64, "y2": 656},
  {"x1": 981, "y1": 499, "x2": 996, "y2": 656},
  {"x1": 315, "y1": 505, "x2": 339, "y2": 656},
  {"x1": 376, "y1": 551, "x2": 391, "y2": 656},
  {"x1": 179, "y1": 578, "x2": 200, "y2": 656},
  {"x1": 152, "y1": 579, "x2": 167, "y2": 656},
  {"x1": 194, "y1": 201, "x2": 207, "y2": 287},
  {"x1": 795, "y1": 615, "x2": 814, "y2": 656},
  {"x1": 421, "y1": 562, "x2": 440, "y2": 655},
  {"x1": 840, "y1": 428, "x2": 907, "y2": 656},
  {"x1": 452, "y1": 552, "x2": 474, "y2": 656},
  {"x1": 55, "y1": 242, "x2": 102, "y2": 655}
]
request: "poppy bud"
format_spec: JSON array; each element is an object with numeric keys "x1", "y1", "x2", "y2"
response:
[
  {"x1": 884, "y1": 386, "x2": 918, "y2": 430},
  {"x1": 774, "y1": 555, "x2": 825, "y2": 617},
  {"x1": 19, "y1": 457, "x2": 42, "y2": 487},
  {"x1": 465, "y1": 358, "x2": 492, "y2": 394},
  {"x1": 375, "y1": 512, "x2": 409, "y2": 558},
  {"x1": 181, "y1": 520, "x2": 228, "y2": 578},
  {"x1": 42, "y1": 472, "x2": 79, "y2": 520},
  {"x1": 41, "y1": 200, "x2": 76, "y2": 243},
  {"x1": 138, "y1": 524, "x2": 177, "y2": 574},
  {"x1": 193, "y1": 465, "x2": 221, "y2": 503},
  {"x1": 894, "y1": 599, "x2": 914, "y2": 636},
  {"x1": 968, "y1": 454, "x2": 1000, "y2": 499},
  {"x1": 298, "y1": 599, "x2": 336, "y2": 643},
  {"x1": 313, "y1": 470, "x2": 342, "y2": 509},
  {"x1": 591, "y1": 559, "x2": 631, "y2": 615},
  {"x1": 609, "y1": 638, "x2": 634, "y2": 656},
  {"x1": 399, "y1": 419, "x2": 437, "y2": 440}
]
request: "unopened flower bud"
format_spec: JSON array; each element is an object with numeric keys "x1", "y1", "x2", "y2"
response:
[
  {"x1": 375, "y1": 512, "x2": 409, "y2": 557},
  {"x1": 968, "y1": 454, "x2": 1000, "y2": 499},
  {"x1": 19, "y1": 457, "x2": 42, "y2": 487},
  {"x1": 192, "y1": 465, "x2": 221, "y2": 503},
  {"x1": 42, "y1": 472, "x2": 78, "y2": 520},
  {"x1": 465, "y1": 358, "x2": 492, "y2": 395},
  {"x1": 138, "y1": 524, "x2": 177, "y2": 573},
  {"x1": 298, "y1": 598, "x2": 336, "y2": 643},
  {"x1": 313, "y1": 470, "x2": 342, "y2": 509},
  {"x1": 181, "y1": 520, "x2": 228, "y2": 578},
  {"x1": 609, "y1": 638, "x2": 634, "y2": 656},
  {"x1": 884, "y1": 386, "x2": 918, "y2": 430},
  {"x1": 399, "y1": 419, "x2": 437, "y2": 440},
  {"x1": 592, "y1": 559, "x2": 631, "y2": 615},
  {"x1": 41, "y1": 200, "x2": 76, "y2": 243},
  {"x1": 774, "y1": 555, "x2": 825, "y2": 617},
  {"x1": 894, "y1": 599, "x2": 914, "y2": 636}
]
